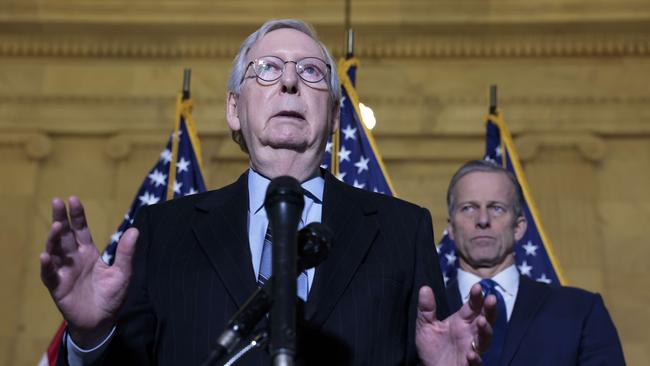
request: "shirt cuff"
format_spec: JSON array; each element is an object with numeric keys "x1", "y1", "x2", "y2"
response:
[{"x1": 66, "y1": 326, "x2": 116, "y2": 366}]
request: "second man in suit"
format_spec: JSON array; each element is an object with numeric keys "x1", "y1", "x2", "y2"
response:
[{"x1": 444, "y1": 159, "x2": 626, "y2": 365}]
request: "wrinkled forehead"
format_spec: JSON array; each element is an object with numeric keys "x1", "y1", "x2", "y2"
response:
[
  {"x1": 247, "y1": 28, "x2": 326, "y2": 62},
  {"x1": 455, "y1": 171, "x2": 517, "y2": 203}
]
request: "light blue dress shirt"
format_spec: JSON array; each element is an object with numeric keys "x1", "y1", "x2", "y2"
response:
[{"x1": 247, "y1": 168, "x2": 323, "y2": 292}]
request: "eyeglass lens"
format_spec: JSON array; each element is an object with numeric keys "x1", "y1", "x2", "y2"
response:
[{"x1": 252, "y1": 56, "x2": 328, "y2": 83}]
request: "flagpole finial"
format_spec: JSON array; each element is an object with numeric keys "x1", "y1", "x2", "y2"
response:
[
  {"x1": 489, "y1": 85, "x2": 497, "y2": 114},
  {"x1": 346, "y1": 28, "x2": 355, "y2": 59},
  {"x1": 182, "y1": 68, "x2": 192, "y2": 100},
  {"x1": 344, "y1": 0, "x2": 354, "y2": 59}
]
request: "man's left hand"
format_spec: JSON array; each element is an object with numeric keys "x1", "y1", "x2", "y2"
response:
[{"x1": 416, "y1": 283, "x2": 496, "y2": 366}]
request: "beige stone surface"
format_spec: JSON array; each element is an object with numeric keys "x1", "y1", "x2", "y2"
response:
[{"x1": 1, "y1": 1, "x2": 649, "y2": 365}]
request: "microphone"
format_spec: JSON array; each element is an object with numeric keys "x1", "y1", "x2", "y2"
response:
[
  {"x1": 202, "y1": 223, "x2": 331, "y2": 366},
  {"x1": 297, "y1": 222, "x2": 333, "y2": 270},
  {"x1": 264, "y1": 176, "x2": 304, "y2": 365}
]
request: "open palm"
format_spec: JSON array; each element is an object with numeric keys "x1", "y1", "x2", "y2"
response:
[{"x1": 40, "y1": 196, "x2": 138, "y2": 348}]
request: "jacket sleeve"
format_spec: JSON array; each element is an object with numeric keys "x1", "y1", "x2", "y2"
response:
[
  {"x1": 406, "y1": 207, "x2": 449, "y2": 364},
  {"x1": 578, "y1": 293, "x2": 626, "y2": 366},
  {"x1": 100, "y1": 205, "x2": 157, "y2": 365}
]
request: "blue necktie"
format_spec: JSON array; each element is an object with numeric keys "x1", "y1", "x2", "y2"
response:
[
  {"x1": 479, "y1": 279, "x2": 508, "y2": 366},
  {"x1": 257, "y1": 225, "x2": 309, "y2": 301}
]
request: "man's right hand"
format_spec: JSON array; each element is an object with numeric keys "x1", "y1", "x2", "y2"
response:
[{"x1": 40, "y1": 196, "x2": 139, "y2": 349}]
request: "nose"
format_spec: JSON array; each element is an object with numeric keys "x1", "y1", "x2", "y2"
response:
[
  {"x1": 475, "y1": 207, "x2": 490, "y2": 229},
  {"x1": 280, "y1": 61, "x2": 299, "y2": 94}
]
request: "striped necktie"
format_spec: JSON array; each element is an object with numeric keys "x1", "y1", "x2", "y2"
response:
[
  {"x1": 257, "y1": 225, "x2": 309, "y2": 301},
  {"x1": 479, "y1": 278, "x2": 508, "y2": 366}
]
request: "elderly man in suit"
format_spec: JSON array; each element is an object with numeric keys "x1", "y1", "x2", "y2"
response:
[
  {"x1": 40, "y1": 19, "x2": 494, "y2": 366},
  {"x1": 443, "y1": 159, "x2": 625, "y2": 366}
]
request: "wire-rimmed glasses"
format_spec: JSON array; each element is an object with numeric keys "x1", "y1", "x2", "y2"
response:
[{"x1": 243, "y1": 56, "x2": 331, "y2": 84}]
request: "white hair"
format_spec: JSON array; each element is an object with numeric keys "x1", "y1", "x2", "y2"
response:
[{"x1": 227, "y1": 19, "x2": 341, "y2": 106}]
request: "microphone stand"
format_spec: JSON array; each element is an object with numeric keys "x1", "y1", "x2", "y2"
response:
[
  {"x1": 264, "y1": 177, "x2": 304, "y2": 366},
  {"x1": 201, "y1": 184, "x2": 333, "y2": 366},
  {"x1": 221, "y1": 329, "x2": 269, "y2": 366}
]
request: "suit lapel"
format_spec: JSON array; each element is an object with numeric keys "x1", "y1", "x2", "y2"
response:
[
  {"x1": 192, "y1": 172, "x2": 258, "y2": 308},
  {"x1": 501, "y1": 276, "x2": 551, "y2": 365},
  {"x1": 305, "y1": 172, "x2": 378, "y2": 327}
]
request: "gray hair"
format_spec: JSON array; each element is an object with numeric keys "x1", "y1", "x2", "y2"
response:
[
  {"x1": 447, "y1": 159, "x2": 524, "y2": 220},
  {"x1": 226, "y1": 19, "x2": 342, "y2": 153}
]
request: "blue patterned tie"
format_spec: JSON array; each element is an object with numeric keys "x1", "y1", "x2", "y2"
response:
[
  {"x1": 479, "y1": 279, "x2": 508, "y2": 366},
  {"x1": 257, "y1": 225, "x2": 309, "y2": 301}
]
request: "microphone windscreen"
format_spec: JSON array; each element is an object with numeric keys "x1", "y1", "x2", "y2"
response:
[
  {"x1": 298, "y1": 222, "x2": 332, "y2": 269},
  {"x1": 264, "y1": 176, "x2": 304, "y2": 209}
]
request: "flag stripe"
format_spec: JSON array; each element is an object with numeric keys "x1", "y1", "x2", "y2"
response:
[
  {"x1": 488, "y1": 112, "x2": 567, "y2": 285},
  {"x1": 322, "y1": 58, "x2": 395, "y2": 198},
  {"x1": 336, "y1": 58, "x2": 398, "y2": 196}
]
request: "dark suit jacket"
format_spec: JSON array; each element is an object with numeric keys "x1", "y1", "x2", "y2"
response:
[
  {"x1": 60, "y1": 170, "x2": 448, "y2": 365},
  {"x1": 446, "y1": 275, "x2": 625, "y2": 366}
]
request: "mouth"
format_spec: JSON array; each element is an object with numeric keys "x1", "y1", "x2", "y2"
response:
[
  {"x1": 272, "y1": 110, "x2": 305, "y2": 121},
  {"x1": 471, "y1": 236, "x2": 496, "y2": 245}
]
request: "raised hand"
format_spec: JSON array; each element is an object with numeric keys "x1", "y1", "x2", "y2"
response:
[
  {"x1": 40, "y1": 196, "x2": 139, "y2": 348},
  {"x1": 416, "y1": 284, "x2": 496, "y2": 366}
]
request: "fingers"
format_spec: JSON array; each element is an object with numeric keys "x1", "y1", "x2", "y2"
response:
[
  {"x1": 475, "y1": 315, "x2": 493, "y2": 354},
  {"x1": 467, "y1": 351, "x2": 483, "y2": 366},
  {"x1": 458, "y1": 283, "x2": 485, "y2": 320},
  {"x1": 483, "y1": 293, "x2": 497, "y2": 326},
  {"x1": 467, "y1": 283, "x2": 485, "y2": 313},
  {"x1": 416, "y1": 286, "x2": 437, "y2": 324},
  {"x1": 68, "y1": 196, "x2": 94, "y2": 245},
  {"x1": 39, "y1": 251, "x2": 59, "y2": 290},
  {"x1": 51, "y1": 197, "x2": 69, "y2": 230},
  {"x1": 45, "y1": 220, "x2": 64, "y2": 255},
  {"x1": 112, "y1": 228, "x2": 139, "y2": 277},
  {"x1": 51, "y1": 197, "x2": 78, "y2": 253}
]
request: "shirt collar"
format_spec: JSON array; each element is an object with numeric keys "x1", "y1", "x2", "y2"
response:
[
  {"x1": 247, "y1": 169, "x2": 324, "y2": 214},
  {"x1": 457, "y1": 264, "x2": 519, "y2": 300}
]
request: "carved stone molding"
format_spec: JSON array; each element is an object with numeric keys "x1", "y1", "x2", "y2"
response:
[
  {"x1": 104, "y1": 131, "x2": 482, "y2": 163},
  {"x1": 0, "y1": 20, "x2": 648, "y2": 59},
  {"x1": 3, "y1": 93, "x2": 649, "y2": 108},
  {"x1": 0, "y1": 132, "x2": 52, "y2": 160},
  {"x1": 515, "y1": 133, "x2": 607, "y2": 162},
  {"x1": 363, "y1": 95, "x2": 650, "y2": 107},
  {"x1": 104, "y1": 133, "x2": 170, "y2": 161},
  {"x1": 0, "y1": 94, "x2": 176, "y2": 106},
  {"x1": 1, "y1": 1, "x2": 648, "y2": 28}
]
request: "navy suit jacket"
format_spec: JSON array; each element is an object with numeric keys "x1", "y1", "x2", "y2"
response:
[
  {"x1": 446, "y1": 275, "x2": 625, "y2": 365},
  {"x1": 60, "y1": 170, "x2": 449, "y2": 365}
]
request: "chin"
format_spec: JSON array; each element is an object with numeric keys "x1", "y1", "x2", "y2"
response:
[{"x1": 469, "y1": 253, "x2": 501, "y2": 268}]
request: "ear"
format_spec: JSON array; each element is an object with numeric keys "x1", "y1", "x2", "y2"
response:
[
  {"x1": 513, "y1": 215, "x2": 528, "y2": 242},
  {"x1": 330, "y1": 103, "x2": 340, "y2": 135},
  {"x1": 226, "y1": 92, "x2": 241, "y2": 131},
  {"x1": 446, "y1": 218, "x2": 455, "y2": 241}
]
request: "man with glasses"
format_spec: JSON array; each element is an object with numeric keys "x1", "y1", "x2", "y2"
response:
[{"x1": 41, "y1": 19, "x2": 493, "y2": 365}]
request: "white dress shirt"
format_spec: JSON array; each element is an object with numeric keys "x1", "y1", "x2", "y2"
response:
[{"x1": 457, "y1": 264, "x2": 519, "y2": 321}]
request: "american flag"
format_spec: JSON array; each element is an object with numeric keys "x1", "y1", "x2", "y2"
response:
[
  {"x1": 101, "y1": 96, "x2": 207, "y2": 265},
  {"x1": 322, "y1": 58, "x2": 396, "y2": 196},
  {"x1": 39, "y1": 94, "x2": 207, "y2": 366},
  {"x1": 437, "y1": 109, "x2": 565, "y2": 286}
]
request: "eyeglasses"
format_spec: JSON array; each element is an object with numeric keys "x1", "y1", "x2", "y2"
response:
[{"x1": 243, "y1": 56, "x2": 331, "y2": 84}]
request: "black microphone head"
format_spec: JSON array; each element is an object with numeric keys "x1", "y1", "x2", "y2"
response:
[
  {"x1": 297, "y1": 222, "x2": 333, "y2": 270},
  {"x1": 264, "y1": 176, "x2": 305, "y2": 211}
]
